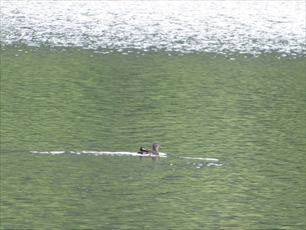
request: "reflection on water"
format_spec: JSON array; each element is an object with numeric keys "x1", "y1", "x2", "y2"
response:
[{"x1": 1, "y1": 1, "x2": 305, "y2": 56}]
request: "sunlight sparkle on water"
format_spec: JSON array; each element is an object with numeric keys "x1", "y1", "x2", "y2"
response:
[{"x1": 1, "y1": 1, "x2": 305, "y2": 56}]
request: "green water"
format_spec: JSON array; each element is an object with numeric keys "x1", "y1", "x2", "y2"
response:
[{"x1": 1, "y1": 45, "x2": 305, "y2": 229}]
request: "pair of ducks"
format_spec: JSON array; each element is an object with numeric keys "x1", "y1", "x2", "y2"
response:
[{"x1": 138, "y1": 143, "x2": 162, "y2": 155}]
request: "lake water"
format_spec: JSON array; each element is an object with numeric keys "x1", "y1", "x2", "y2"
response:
[
  {"x1": 1, "y1": 1, "x2": 305, "y2": 229},
  {"x1": 1, "y1": 1, "x2": 305, "y2": 55}
]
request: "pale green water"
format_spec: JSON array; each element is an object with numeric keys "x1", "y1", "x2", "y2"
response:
[{"x1": 1, "y1": 45, "x2": 305, "y2": 229}]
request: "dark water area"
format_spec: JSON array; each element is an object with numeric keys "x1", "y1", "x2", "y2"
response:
[{"x1": 1, "y1": 44, "x2": 305, "y2": 229}]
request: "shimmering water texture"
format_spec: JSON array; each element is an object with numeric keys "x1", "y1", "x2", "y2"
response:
[
  {"x1": 29, "y1": 151, "x2": 222, "y2": 168},
  {"x1": 1, "y1": 1, "x2": 305, "y2": 56}
]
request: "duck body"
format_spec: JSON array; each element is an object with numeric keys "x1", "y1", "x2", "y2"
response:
[
  {"x1": 138, "y1": 147, "x2": 149, "y2": 154},
  {"x1": 138, "y1": 143, "x2": 162, "y2": 155}
]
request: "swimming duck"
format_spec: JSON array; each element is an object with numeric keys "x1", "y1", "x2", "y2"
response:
[{"x1": 137, "y1": 143, "x2": 162, "y2": 155}]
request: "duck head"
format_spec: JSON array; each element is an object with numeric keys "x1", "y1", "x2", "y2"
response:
[{"x1": 152, "y1": 143, "x2": 162, "y2": 151}]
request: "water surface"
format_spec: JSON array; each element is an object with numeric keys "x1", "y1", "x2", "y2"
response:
[
  {"x1": 1, "y1": 1, "x2": 305, "y2": 229},
  {"x1": 1, "y1": 46, "x2": 305, "y2": 229},
  {"x1": 1, "y1": 1, "x2": 305, "y2": 55}
]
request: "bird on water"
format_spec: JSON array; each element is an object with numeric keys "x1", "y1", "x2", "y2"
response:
[{"x1": 137, "y1": 143, "x2": 162, "y2": 155}]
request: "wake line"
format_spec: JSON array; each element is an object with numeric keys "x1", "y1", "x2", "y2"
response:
[
  {"x1": 179, "y1": 156, "x2": 219, "y2": 161},
  {"x1": 30, "y1": 150, "x2": 168, "y2": 157},
  {"x1": 30, "y1": 151, "x2": 221, "y2": 164}
]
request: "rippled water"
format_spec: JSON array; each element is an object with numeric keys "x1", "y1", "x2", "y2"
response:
[
  {"x1": 1, "y1": 42, "x2": 305, "y2": 230},
  {"x1": 1, "y1": 1, "x2": 305, "y2": 56}
]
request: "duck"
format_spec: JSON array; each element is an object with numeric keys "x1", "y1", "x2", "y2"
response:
[{"x1": 137, "y1": 143, "x2": 162, "y2": 155}]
